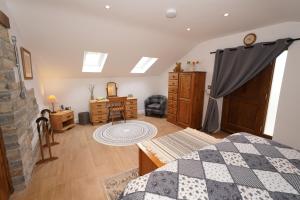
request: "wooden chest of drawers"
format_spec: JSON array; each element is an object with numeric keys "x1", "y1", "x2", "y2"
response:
[
  {"x1": 89, "y1": 97, "x2": 138, "y2": 125},
  {"x1": 167, "y1": 72, "x2": 178, "y2": 124},
  {"x1": 50, "y1": 110, "x2": 75, "y2": 132}
]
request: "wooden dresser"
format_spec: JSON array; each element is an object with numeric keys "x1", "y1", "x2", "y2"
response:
[
  {"x1": 50, "y1": 110, "x2": 75, "y2": 132},
  {"x1": 90, "y1": 97, "x2": 138, "y2": 125},
  {"x1": 167, "y1": 72, "x2": 206, "y2": 130}
]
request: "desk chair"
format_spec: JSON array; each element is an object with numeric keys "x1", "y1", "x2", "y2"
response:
[{"x1": 107, "y1": 97, "x2": 127, "y2": 124}]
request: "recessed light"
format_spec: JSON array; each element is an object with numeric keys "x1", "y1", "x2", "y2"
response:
[
  {"x1": 186, "y1": 28, "x2": 191, "y2": 31},
  {"x1": 105, "y1": 5, "x2": 110, "y2": 9},
  {"x1": 224, "y1": 13, "x2": 229, "y2": 17}
]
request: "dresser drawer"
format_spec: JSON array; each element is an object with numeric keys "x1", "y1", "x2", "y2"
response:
[
  {"x1": 168, "y1": 100, "x2": 177, "y2": 108},
  {"x1": 168, "y1": 80, "x2": 178, "y2": 87},
  {"x1": 168, "y1": 93, "x2": 177, "y2": 101},
  {"x1": 126, "y1": 104, "x2": 137, "y2": 110},
  {"x1": 91, "y1": 114, "x2": 107, "y2": 122},
  {"x1": 169, "y1": 73, "x2": 178, "y2": 80},
  {"x1": 167, "y1": 107, "x2": 177, "y2": 115},
  {"x1": 90, "y1": 102, "x2": 107, "y2": 110},
  {"x1": 126, "y1": 99, "x2": 137, "y2": 105},
  {"x1": 126, "y1": 110, "x2": 137, "y2": 118},
  {"x1": 91, "y1": 108, "x2": 108, "y2": 115},
  {"x1": 167, "y1": 114, "x2": 176, "y2": 123},
  {"x1": 62, "y1": 112, "x2": 73, "y2": 122},
  {"x1": 168, "y1": 86, "x2": 178, "y2": 93}
]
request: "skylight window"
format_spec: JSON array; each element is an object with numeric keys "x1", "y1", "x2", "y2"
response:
[
  {"x1": 131, "y1": 57, "x2": 158, "y2": 73},
  {"x1": 82, "y1": 51, "x2": 108, "y2": 72}
]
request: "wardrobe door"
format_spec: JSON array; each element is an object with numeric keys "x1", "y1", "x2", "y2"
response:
[{"x1": 177, "y1": 73, "x2": 192, "y2": 127}]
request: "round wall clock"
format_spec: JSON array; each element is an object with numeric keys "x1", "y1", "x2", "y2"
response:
[{"x1": 243, "y1": 33, "x2": 257, "y2": 46}]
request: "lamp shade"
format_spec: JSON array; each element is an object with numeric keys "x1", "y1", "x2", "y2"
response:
[{"x1": 48, "y1": 95, "x2": 56, "y2": 103}]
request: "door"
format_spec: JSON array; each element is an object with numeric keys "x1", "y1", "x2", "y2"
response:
[
  {"x1": 0, "y1": 129, "x2": 13, "y2": 200},
  {"x1": 221, "y1": 62, "x2": 275, "y2": 136},
  {"x1": 177, "y1": 73, "x2": 192, "y2": 127}
]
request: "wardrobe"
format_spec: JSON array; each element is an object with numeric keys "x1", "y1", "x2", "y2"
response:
[{"x1": 167, "y1": 72, "x2": 206, "y2": 130}]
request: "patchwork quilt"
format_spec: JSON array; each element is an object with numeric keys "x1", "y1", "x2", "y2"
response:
[{"x1": 120, "y1": 133, "x2": 300, "y2": 200}]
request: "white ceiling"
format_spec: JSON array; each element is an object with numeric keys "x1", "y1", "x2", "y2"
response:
[{"x1": 6, "y1": 0, "x2": 300, "y2": 78}]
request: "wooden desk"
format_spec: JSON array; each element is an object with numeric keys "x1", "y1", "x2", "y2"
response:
[
  {"x1": 89, "y1": 97, "x2": 137, "y2": 125},
  {"x1": 50, "y1": 110, "x2": 75, "y2": 132}
]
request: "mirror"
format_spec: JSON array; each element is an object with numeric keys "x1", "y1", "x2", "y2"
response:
[{"x1": 106, "y1": 82, "x2": 118, "y2": 97}]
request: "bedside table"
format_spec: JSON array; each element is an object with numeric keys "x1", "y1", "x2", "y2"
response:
[{"x1": 50, "y1": 110, "x2": 75, "y2": 132}]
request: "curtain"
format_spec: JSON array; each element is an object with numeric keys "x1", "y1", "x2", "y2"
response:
[{"x1": 202, "y1": 38, "x2": 293, "y2": 133}]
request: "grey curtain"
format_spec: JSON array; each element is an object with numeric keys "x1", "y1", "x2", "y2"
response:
[{"x1": 202, "y1": 38, "x2": 293, "y2": 133}]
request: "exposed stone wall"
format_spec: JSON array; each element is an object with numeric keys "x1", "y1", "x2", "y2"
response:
[{"x1": 0, "y1": 24, "x2": 39, "y2": 190}]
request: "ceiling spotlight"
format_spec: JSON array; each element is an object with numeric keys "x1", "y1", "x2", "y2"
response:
[
  {"x1": 166, "y1": 8, "x2": 177, "y2": 18},
  {"x1": 105, "y1": 5, "x2": 110, "y2": 9},
  {"x1": 224, "y1": 13, "x2": 229, "y2": 17},
  {"x1": 186, "y1": 27, "x2": 191, "y2": 31}
]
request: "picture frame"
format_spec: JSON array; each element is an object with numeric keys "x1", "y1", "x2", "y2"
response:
[{"x1": 20, "y1": 47, "x2": 33, "y2": 79}]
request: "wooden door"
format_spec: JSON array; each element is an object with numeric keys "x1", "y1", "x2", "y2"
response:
[
  {"x1": 221, "y1": 62, "x2": 275, "y2": 136},
  {"x1": 0, "y1": 129, "x2": 13, "y2": 200},
  {"x1": 177, "y1": 73, "x2": 193, "y2": 127}
]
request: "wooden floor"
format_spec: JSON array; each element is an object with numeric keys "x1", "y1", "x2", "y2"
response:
[{"x1": 11, "y1": 115, "x2": 228, "y2": 200}]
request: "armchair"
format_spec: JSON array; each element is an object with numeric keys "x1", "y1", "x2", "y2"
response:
[{"x1": 144, "y1": 95, "x2": 167, "y2": 117}]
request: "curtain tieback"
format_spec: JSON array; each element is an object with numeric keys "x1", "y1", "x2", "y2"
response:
[{"x1": 209, "y1": 96, "x2": 217, "y2": 101}]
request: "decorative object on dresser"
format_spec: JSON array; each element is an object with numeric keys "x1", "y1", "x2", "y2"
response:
[
  {"x1": 167, "y1": 72, "x2": 206, "y2": 130},
  {"x1": 107, "y1": 82, "x2": 118, "y2": 97},
  {"x1": 48, "y1": 95, "x2": 57, "y2": 113},
  {"x1": 90, "y1": 97, "x2": 137, "y2": 125},
  {"x1": 187, "y1": 60, "x2": 199, "y2": 71},
  {"x1": 144, "y1": 95, "x2": 167, "y2": 117},
  {"x1": 88, "y1": 84, "x2": 95, "y2": 100},
  {"x1": 35, "y1": 117, "x2": 58, "y2": 165},
  {"x1": 50, "y1": 110, "x2": 75, "y2": 132},
  {"x1": 107, "y1": 97, "x2": 127, "y2": 124},
  {"x1": 173, "y1": 62, "x2": 183, "y2": 72}
]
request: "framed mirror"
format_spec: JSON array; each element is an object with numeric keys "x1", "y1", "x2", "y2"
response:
[{"x1": 106, "y1": 82, "x2": 118, "y2": 97}]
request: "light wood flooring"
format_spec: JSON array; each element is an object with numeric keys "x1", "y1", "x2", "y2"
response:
[{"x1": 11, "y1": 115, "x2": 228, "y2": 200}]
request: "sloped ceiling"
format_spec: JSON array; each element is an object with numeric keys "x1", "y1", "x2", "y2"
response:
[{"x1": 6, "y1": 0, "x2": 300, "y2": 78}]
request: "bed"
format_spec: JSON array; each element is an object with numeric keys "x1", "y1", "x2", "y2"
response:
[{"x1": 120, "y1": 133, "x2": 300, "y2": 200}]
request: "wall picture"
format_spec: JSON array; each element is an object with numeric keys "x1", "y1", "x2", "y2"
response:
[{"x1": 20, "y1": 47, "x2": 33, "y2": 79}]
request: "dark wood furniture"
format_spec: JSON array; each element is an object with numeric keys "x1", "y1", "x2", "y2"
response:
[
  {"x1": 90, "y1": 97, "x2": 137, "y2": 125},
  {"x1": 50, "y1": 110, "x2": 75, "y2": 132},
  {"x1": 221, "y1": 61, "x2": 275, "y2": 138},
  {"x1": 0, "y1": 128, "x2": 13, "y2": 200},
  {"x1": 167, "y1": 72, "x2": 206, "y2": 130},
  {"x1": 107, "y1": 97, "x2": 127, "y2": 124}
]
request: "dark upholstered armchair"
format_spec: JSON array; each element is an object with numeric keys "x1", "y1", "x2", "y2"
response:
[{"x1": 144, "y1": 95, "x2": 167, "y2": 117}]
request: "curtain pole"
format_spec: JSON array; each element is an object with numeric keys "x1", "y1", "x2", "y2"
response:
[{"x1": 209, "y1": 37, "x2": 300, "y2": 54}]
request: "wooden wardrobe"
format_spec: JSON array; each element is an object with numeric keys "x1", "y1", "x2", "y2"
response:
[{"x1": 167, "y1": 72, "x2": 206, "y2": 130}]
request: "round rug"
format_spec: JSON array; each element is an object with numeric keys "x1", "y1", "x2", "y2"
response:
[{"x1": 93, "y1": 120, "x2": 157, "y2": 146}]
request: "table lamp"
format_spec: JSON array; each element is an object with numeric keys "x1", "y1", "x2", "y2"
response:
[{"x1": 48, "y1": 95, "x2": 57, "y2": 113}]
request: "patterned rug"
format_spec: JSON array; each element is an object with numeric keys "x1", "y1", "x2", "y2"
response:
[
  {"x1": 104, "y1": 168, "x2": 139, "y2": 200},
  {"x1": 93, "y1": 120, "x2": 157, "y2": 146}
]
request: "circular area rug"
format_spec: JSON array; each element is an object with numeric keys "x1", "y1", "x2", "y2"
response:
[{"x1": 93, "y1": 120, "x2": 157, "y2": 146}]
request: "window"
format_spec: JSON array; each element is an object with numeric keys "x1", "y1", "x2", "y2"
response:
[
  {"x1": 82, "y1": 51, "x2": 108, "y2": 72},
  {"x1": 264, "y1": 51, "x2": 288, "y2": 136},
  {"x1": 131, "y1": 57, "x2": 158, "y2": 73}
]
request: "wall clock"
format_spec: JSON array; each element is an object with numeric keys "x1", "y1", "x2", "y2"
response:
[{"x1": 243, "y1": 33, "x2": 257, "y2": 46}]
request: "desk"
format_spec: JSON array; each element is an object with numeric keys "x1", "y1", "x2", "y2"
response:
[
  {"x1": 50, "y1": 110, "x2": 75, "y2": 132},
  {"x1": 89, "y1": 97, "x2": 137, "y2": 125}
]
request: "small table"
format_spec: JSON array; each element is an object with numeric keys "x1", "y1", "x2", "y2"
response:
[{"x1": 50, "y1": 110, "x2": 75, "y2": 132}]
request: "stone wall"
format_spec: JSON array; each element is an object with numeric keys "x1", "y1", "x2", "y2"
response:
[{"x1": 0, "y1": 24, "x2": 39, "y2": 190}]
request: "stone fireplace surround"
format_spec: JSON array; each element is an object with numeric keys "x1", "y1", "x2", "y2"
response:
[{"x1": 0, "y1": 18, "x2": 40, "y2": 190}]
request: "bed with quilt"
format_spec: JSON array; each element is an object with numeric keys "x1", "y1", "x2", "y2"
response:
[{"x1": 120, "y1": 133, "x2": 300, "y2": 200}]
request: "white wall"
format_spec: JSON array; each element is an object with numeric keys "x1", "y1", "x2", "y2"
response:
[
  {"x1": 43, "y1": 76, "x2": 161, "y2": 121},
  {"x1": 159, "y1": 22, "x2": 300, "y2": 149}
]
